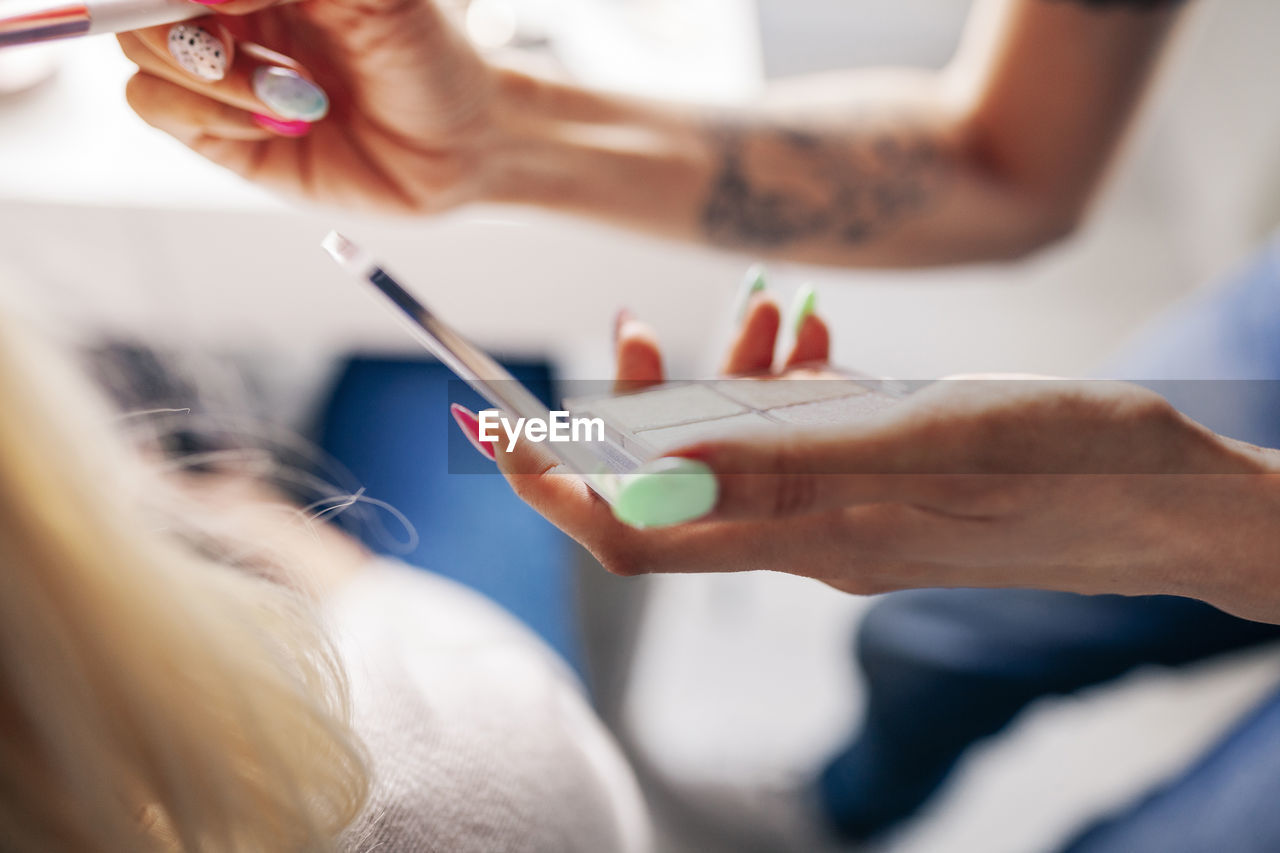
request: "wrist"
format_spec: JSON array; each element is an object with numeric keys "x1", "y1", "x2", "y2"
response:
[
  {"x1": 475, "y1": 69, "x2": 716, "y2": 235},
  {"x1": 1230, "y1": 466, "x2": 1280, "y2": 621},
  {"x1": 1171, "y1": 435, "x2": 1280, "y2": 621},
  {"x1": 475, "y1": 68, "x2": 565, "y2": 206}
]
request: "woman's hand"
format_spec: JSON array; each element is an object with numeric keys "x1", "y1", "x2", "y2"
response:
[
  {"x1": 118, "y1": 0, "x2": 497, "y2": 213},
  {"x1": 466, "y1": 293, "x2": 1280, "y2": 624}
]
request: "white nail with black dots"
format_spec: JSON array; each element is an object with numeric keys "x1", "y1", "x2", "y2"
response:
[{"x1": 167, "y1": 24, "x2": 227, "y2": 82}]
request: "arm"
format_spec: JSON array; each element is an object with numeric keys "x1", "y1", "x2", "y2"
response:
[
  {"x1": 122, "y1": 0, "x2": 1184, "y2": 266},
  {"x1": 484, "y1": 0, "x2": 1187, "y2": 266}
]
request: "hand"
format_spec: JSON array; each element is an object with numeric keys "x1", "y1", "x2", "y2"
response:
[
  {"x1": 118, "y1": 0, "x2": 497, "y2": 213},
  {"x1": 469, "y1": 295, "x2": 1280, "y2": 623}
]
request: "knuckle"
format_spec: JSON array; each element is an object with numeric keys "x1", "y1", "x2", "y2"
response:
[
  {"x1": 1127, "y1": 392, "x2": 1180, "y2": 428},
  {"x1": 117, "y1": 37, "x2": 146, "y2": 64},
  {"x1": 504, "y1": 472, "x2": 545, "y2": 504},
  {"x1": 823, "y1": 561, "x2": 897, "y2": 597},
  {"x1": 767, "y1": 437, "x2": 819, "y2": 517},
  {"x1": 123, "y1": 73, "x2": 150, "y2": 110},
  {"x1": 1075, "y1": 384, "x2": 1174, "y2": 428},
  {"x1": 836, "y1": 506, "x2": 902, "y2": 555},
  {"x1": 929, "y1": 474, "x2": 1021, "y2": 514},
  {"x1": 123, "y1": 75, "x2": 169, "y2": 129},
  {"x1": 593, "y1": 541, "x2": 646, "y2": 578}
]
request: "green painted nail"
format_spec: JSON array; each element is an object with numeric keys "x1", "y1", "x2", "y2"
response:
[
  {"x1": 791, "y1": 284, "x2": 817, "y2": 335},
  {"x1": 735, "y1": 264, "x2": 768, "y2": 321},
  {"x1": 612, "y1": 457, "x2": 719, "y2": 529}
]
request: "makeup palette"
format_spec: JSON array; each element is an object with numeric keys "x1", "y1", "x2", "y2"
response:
[{"x1": 565, "y1": 369, "x2": 908, "y2": 466}]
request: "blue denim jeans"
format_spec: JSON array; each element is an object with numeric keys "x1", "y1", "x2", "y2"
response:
[{"x1": 821, "y1": 236, "x2": 1280, "y2": 850}]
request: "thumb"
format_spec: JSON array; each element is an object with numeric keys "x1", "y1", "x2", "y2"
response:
[{"x1": 474, "y1": 409, "x2": 616, "y2": 535}]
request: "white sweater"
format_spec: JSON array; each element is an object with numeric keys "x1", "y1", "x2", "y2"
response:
[{"x1": 330, "y1": 559, "x2": 652, "y2": 853}]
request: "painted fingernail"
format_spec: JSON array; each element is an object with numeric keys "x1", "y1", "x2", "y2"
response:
[
  {"x1": 451, "y1": 404, "x2": 496, "y2": 460},
  {"x1": 190, "y1": 0, "x2": 230, "y2": 5},
  {"x1": 791, "y1": 284, "x2": 817, "y2": 336},
  {"x1": 167, "y1": 24, "x2": 227, "y2": 81},
  {"x1": 735, "y1": 264, "x2": 768, "y2": 322},
  {"x1": 250, "y1": 113, "x2": 311, "y2": 137},
  {"x1": 252, "y1": 66, "x2": 329, "y2": 122},
  {"x1": 614, "y1": 308, "x2": 634, "y2": 343},
  {"x1": 612, "y1": 457, "x2": 718, "y2": 529}
]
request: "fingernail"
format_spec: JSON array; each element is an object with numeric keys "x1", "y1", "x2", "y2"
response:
[
  {"x1": 251, "y1": 113, "x2": 311, "y2": 137},
  {"x1": 190, "y1": 0, "x2": 230, "y2": 5},
  {"x1": 613, "y1": 308, "x2": 634, "y2": 343},
  {"x1": 451, "y1": 404, "x2": 496, "y2": 461},
  {"x1": 252, "y1": 66, "x2": 329, "y2": 122},
  {"x1": 612, "y1": 458, "x2": 718, "y2": 529},
  {"x1": 735, "y1": 264, "x2": 768, "y2": 322},
  {"x1": 791, "y1": 284, "x2": 817, "y2": 336},
  {"x1": 167, "y1": 24, "x2": 227, "y2": 81}
]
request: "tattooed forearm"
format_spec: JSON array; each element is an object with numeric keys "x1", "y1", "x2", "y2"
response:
[{"x1": 700, "y1": 121, "x2": 952, "y2": 251}]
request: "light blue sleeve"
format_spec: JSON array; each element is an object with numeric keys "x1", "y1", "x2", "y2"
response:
[{"x1": 1102, "y1": 234, "x2": 1280, "y2": 447}]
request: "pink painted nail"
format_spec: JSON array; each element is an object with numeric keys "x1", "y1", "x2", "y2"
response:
[
  {"x1": 251, "y1": 113, "x2": 311, "y2": 137},
  {"x1": 451, "y1": 404, "x2": 496, "y2": 460}
]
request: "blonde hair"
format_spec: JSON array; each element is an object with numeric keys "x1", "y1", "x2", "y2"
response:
[{"x1": 0, "y1": 290, "x2": 367, "y2": 850}]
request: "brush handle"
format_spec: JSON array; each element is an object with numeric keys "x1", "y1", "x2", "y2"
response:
[
  {"x1": 1, "y1": 0, "x2": 202, "y2": 48},
  {"x1": 87, "y1": 0, "x2": 202, "y2": 35}
]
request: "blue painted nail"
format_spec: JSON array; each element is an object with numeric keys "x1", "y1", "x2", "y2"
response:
[{"x1": 252, "y1": 66, "x2": 329, "y2": 122}]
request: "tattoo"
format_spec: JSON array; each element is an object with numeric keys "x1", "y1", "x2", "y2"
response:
[{"x1": 700, "y1": 120, "x2": 951, "y2": 250}]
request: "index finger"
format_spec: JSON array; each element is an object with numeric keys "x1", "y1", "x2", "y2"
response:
[{"x1": 614, "y1": 312, "x2": 665, "y2": 393}]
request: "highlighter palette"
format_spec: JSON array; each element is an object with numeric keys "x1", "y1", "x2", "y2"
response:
[
  {"x1": 564, "y1": 369, "x2": 910, "y2": 471},
  {"x1": 323, "y1": 231, "x2": 911, "y2": 501}
]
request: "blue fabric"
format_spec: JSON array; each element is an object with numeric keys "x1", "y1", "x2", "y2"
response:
[
  {"x1": 819, "y1": 590, "x2": 1280, "y2": 843},
  {"x1": 1059, "y1": 685, "x2": 1280, "y2": 853},
  {"x1": 1105, "y1": 237, "x2": 1280, "y2": 446},
  {"x1": 314, "y1": 356, "x2": 587, "y2": 681},
  {"x1": 820, "y1": 235, "x2": 1280, "y2": 847}
]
